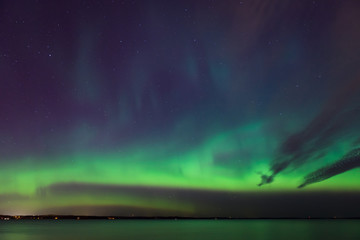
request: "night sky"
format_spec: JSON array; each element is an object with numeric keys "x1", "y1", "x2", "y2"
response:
[{"x1": 1, "y1": 0, "x2": 360, "y2": 218}]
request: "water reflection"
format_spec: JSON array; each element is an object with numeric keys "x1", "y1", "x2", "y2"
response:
[{"x1": 0, "y1": 220, "x2": 359, "y2": 240}]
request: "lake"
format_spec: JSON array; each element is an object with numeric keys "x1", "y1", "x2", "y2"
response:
[{"x1": 0, "y1": 220, "x2": 359, "y2": 240}]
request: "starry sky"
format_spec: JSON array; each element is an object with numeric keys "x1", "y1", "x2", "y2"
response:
[{"x1": 1, "y1": 0, "x2": 360, "y2": 218}]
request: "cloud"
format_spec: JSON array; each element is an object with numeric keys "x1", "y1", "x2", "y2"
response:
[
  {"x1": 299, "y1": 148, "x2": 360, "y2": 188},
  {"x1": 31, "y1": 182, "x2": 360, "y2": 217},
  {"x1": 259, "y1": 76, "x2": 360, "y2": 187}
]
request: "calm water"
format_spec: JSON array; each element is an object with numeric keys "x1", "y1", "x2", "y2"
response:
[{"x1": 0, "y1": 220, "x2": 359, "y2": 240}]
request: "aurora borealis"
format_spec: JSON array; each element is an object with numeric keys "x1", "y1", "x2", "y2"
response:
[{"x1": 1, "y1": 0, "x2": 360, "y2": 218}]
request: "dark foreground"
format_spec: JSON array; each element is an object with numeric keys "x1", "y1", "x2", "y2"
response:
[{"x1": 0, "y1": 220, "x2": 359, "y2": 240}]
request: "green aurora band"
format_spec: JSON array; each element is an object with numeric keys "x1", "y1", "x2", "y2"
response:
[{"x1": 1, "y1": 120, "x2": 359, "y2": 216}]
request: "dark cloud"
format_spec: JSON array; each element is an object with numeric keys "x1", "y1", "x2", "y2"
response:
[
  {"x1": 36, "y1": 182, "x2": 360, "y2": 218},
  {"x1": 299, "y1": 148, "x2": 360, "y2": 188},
  {"x1": 260, "y1": 76, "x2": 360, "y2": 187},
  {"x1": 36, "y1": 205, "x2": 186, "y2": 217}
]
